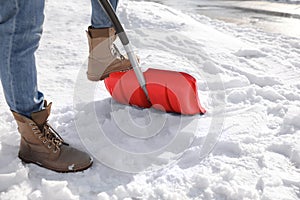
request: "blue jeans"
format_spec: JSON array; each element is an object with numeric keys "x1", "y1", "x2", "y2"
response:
[{"x1": 0, "y1": 0, "x2": 118, "y2": 117}]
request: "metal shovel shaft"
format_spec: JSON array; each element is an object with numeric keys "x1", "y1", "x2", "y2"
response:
[{"x1": 98, "y1": 0, "x2": 150, "y2": 100}]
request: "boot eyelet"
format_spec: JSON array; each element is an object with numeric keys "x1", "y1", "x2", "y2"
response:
[
  {"x1": 47, "y1": 144, "x2": 52, "y2": 149},
  {"x1": 43, "y1": 140, "x2": 47, "y2": 144},
  {"x1": 33, "y1": 131, "x2": 39, "y2": 135},
  {"x1": 53, "y1": 149, "x2": 58, "y2": 153}
]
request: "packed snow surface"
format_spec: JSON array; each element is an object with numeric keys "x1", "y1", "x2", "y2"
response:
[{"x1": 0, "y1": 0, "x2": 299, "y2": 199}]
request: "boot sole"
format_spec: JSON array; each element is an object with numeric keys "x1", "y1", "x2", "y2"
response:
[
  {"x1": 19, "y1": 155, "x2": 93, "y2": 173},
  {"x1": 87, "y1": 66, "x2": 133, "y2": 81}
]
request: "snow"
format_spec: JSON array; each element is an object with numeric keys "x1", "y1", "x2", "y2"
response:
[
  {"x1": 0, "y1": 0, "x2": 300, "y2": 199},
  {"x1": 266, "y1": 0, "x2": 300, "y2": 3},
  {"x1": 68, "y1": 164, "x2": 75, "y2": 171},
  {"x1": 40, "y1": 179, "x2": 79, "y2": 200}
]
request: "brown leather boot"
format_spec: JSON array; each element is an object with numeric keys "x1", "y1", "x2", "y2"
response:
[
  {"x1": 86, "y1": 26, "x2": 132, "y2": 81},
  {"x1": 12, "y1": 101, "x2": 93, "y2": 172}
]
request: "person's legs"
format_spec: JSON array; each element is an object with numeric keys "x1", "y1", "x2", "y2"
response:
[
  {"x1": 87, "y1": 0, "x2": 132, "y2": 81},
  {"x1": 0, "y1": 0, "x2": 44, "y2": 118},
  {"x1": 0, "y1": 0, "x2": 93, "y2": 172},
  {"x1": 91, "y1": 0, "x2": 119, "y2": 28}
]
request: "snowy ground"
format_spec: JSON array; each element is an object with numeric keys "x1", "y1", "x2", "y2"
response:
[
  {"x1": 267, "y1": 0, "x2": 300, "y2": 3},
  {"x1": 0, "y1": 0, "x2": 300, "y2": 199},
  {"x1": 154, "y1": 0, "x2": 300, "y2": 38}
]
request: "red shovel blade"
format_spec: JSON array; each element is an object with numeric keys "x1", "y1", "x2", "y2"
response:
[{"x1": 104, "y1": 68, "x2": 206, "y2": 115}]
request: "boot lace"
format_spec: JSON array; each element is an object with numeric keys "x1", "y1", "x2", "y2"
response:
[
  {"x1": 111, "y1": 44, "x2": 125, "y2": 60},
  {"x1": 30, "y1": 122, "x2": 68, "y2": 153}
]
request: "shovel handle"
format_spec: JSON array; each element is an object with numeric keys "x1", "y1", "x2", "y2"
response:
[{"x1": 98, "y1": 0, "x2": 150, "y2": 100}]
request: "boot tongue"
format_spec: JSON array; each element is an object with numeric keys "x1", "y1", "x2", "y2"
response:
[{"x1": 31, "y1": 102, "x2": 52, "y2": 128}]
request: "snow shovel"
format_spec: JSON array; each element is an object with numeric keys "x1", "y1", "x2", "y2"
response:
[{"x1": 98, "y1": 0, "x2": 206, "y2": 115}]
